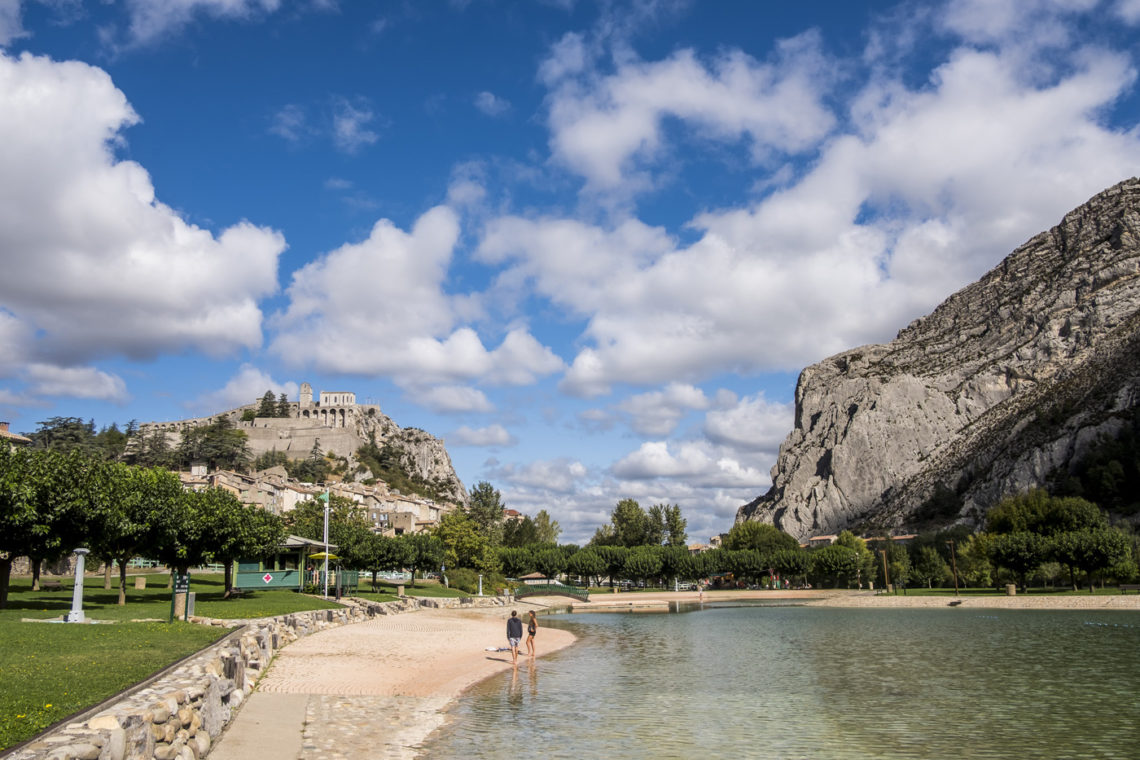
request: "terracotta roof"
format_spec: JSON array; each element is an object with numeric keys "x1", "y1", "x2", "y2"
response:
[{"x1": 0, "y1": 422, "x2": 31, "y2": 446}]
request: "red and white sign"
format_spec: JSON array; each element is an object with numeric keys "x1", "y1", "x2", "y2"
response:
[{"x1": 262, "y1": 573, "x2": 273, "y2": 583}]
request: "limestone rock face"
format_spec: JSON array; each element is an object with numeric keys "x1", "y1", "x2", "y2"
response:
[{"x1": 737, "y1": 178, "x2": 1140, "y2": 540}]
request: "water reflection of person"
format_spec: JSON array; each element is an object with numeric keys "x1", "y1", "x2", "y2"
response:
[
  {"x1": 528, "y1": 660, "x2": 538, "y2": 699},
  {"x1": 508, "y1": 666, "x2": 523, "y2": 708}
]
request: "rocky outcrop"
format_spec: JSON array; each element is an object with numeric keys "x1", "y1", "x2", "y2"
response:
[
  {"x1": 738, "y1": 178, "x2": 1140, "y2": 540},
  {"x1": 137, "y1": 396, "x2": 467, "y2": 506}
]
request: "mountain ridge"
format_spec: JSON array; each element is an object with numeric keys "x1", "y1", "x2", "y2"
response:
[{"x1": 737, "y1": 177, "x2": 1140, "y2": 539}]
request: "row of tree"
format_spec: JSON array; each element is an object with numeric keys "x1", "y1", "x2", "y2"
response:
[{"x1": 0, "y1": 446, "x2": 284, "y2": 608}]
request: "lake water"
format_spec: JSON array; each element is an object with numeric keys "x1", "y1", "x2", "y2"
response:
[{"x1": 420, "y1": 602, "x2": 1140, "y2": 759}]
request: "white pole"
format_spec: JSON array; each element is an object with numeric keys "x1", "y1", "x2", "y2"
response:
[{"x1": 323, "y1": 491, "x2": 330, "y2": 598}]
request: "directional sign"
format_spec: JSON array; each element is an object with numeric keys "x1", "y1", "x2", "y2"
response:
[
  {"x1": 174, "y1": 574, "x2": 190, "y2": 594},
  {"x1": 262, "y1": 573, "x2": 273, "y2": 584}
]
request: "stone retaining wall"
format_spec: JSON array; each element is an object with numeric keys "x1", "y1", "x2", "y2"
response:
[{"x1": 5, "y1": 594, "x2": 509, "y2": 760}]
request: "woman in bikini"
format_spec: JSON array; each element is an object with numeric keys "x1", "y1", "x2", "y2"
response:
[{"x1": 526, "y1": 610, "x2": 538, "y2": 657}]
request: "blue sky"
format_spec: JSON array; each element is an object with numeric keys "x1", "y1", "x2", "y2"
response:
[{"x1": 3, "y1": 0, "x2": 1140, "y2": 544}]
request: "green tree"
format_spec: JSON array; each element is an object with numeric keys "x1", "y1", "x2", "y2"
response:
[
  {"x1": 957, "y1": 534, "x2": 994, "y2": 587},
  {"x1": 623, "y1": 546, "x2": 663, "y2": 583},
  {"x1": 26, "y1": 417, "x2": 99, "y2": 456},
  {"x1": 200, "y1": 489, "x2": 286, "y2": 596},
  {"x1": 533, "y1": 547, "x2": 568, "y2": 580},
  {"x1": 132, "y1": 427, "x2": 176, "y2": 468},
  {"x1": 465, "y1": 481, "x2": 505, "y2": 546},
  {"x1": 21, "y1": 450, "x2": 97, "y2": 591},
  {"x1": 770, "y1": 548, "x2": 809, "y2": 586},
  {"x1": 594, "y1": 545, "x2": 629, "y2": 587},
  {"x1": 403, "y1": 533, "x2": 445, "y2": 586},
  {"x1": 498, "y1": 546, "x2": 536, "y2": 577},
  {"x1": 723, "y1": 521, "x2": 800, "y2": 553},
  {"x1": 257, "y1": 390, "x2": 277, "y2": 418},
  {"x1": 567, "y1": 549, "x2": 605, "y2": 586},
  {"x1": 664, "y1": 504, "x2": 688, "y2": 547},
  {"x1": 276, "y1": 392, "x2": 291, "y2": 418},
  {"x1": 0, "y1": 448, "x2": 97, "y2": 605},
  {"x1": 1053, "y1": 527, "x2": 1132, "y2": 592},
  {"x1": 911, "y1": 545, "x2": 950, "y2": 588},
  {"x1": 91, "y1": 463, "x2": 184, "y2": 604},
  {"x1": 611, "y1": 498, "x2": 649, "y2": 547},
  {"x1": 659, "y1": 545, "x2": 692, "y2": 586},
  {"x1": 502, "y1": 516, "x2": 539, "y2": 547},
  {"x1": 362, "y1": 534, "x2": 414, "y2": 589},
  {"x1": 435, "y1": 510, "x2": 491, "y2": 569},
  {"x1": 645, "y1": 504, "x2": 666, "y2": 546},
  {"x1": 988, "y1": 531, "x2": 1051, "y2": 591},
  {"x1": 835, "y1": 531, "x2": 876, "y2": 588},
  {"x1": 176, "y1": 418, "x2": 252, "y2": 472},
  {"x1": 533, "y1": 510, "x2": 561, "y2": 545},
  {"x1": 986, "y1": 489, "x2": 1106, "y2": 536},
  {"x1": 810, "y1": 544, "x2": 859, "y2": 588}
]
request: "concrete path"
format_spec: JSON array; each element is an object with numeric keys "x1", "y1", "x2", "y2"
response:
[{"x1": 208, "y1": 693, "x2": 307, "y2": 760}]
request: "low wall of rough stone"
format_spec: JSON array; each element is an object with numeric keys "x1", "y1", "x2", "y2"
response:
[{"x1": 3, "y1": 595, "x2": 508, "y2": 760}]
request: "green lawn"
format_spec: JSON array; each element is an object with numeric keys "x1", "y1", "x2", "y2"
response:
[
  {"x1": 0, "y1": 619, "x2": 226, "y2": 751},
  {"x1": 0, "y1": 573, "x2": 350, "y2": 751},
  {"x1": 1, "y1": 573, "x2": 344, "y2": 623},
  {"x1": 351, "y1": 577, "x2": 469, "y2": 603}
]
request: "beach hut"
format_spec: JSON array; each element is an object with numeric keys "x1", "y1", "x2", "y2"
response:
[{"x1": 235, "y1": 534, "x2": 357, "y2": 593}]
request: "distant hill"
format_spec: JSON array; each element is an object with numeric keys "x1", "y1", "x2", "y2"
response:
[
  {"x1": 738, "y1": 178, "x2": 1140, "y2": 539},
  {"x1": 136, "y1": 383, "x2": 467, "y2": 506}
]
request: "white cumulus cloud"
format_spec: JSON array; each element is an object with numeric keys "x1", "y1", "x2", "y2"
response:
[
  {"x1": 271, "y1": 205, "x2": 563, "y2": 387},
  {"x1": 0, "y1": 51, "x2": 284, "y2": 382},
  {"x1": 448, "y1": 424, "x2": 517, "y2": 447},
  {"x1": 191, "y1": 364, "x2": 299, "y2": 414}
]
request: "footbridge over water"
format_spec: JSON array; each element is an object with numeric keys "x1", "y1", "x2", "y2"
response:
[{"x1": 514, "y1": 584, "x2": 589, "y2": 603}]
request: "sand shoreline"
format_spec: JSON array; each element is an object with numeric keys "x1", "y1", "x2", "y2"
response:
[
  {"x1": 565, "y1": 587, "x2": 1140, "y2": 610},
  {"x1": 222, "y1": 600, "x2": 577, "y2": 758}
]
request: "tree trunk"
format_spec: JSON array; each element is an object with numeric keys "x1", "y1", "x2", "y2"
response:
[
  {"x1": 104, "y1": 559, "x2": 113, "y2": 590},
  {"x1": 0, "y1": 558, "x2": 11, "y2": 610},
  {"x1": 117, "y1": 558, "x2": 128, "y2": 605},
  {"x1": 223, "y1": 560, "x2": 233, "y2": 597},
  {"x1": 31, "y1": 558, "x2": 41, "y2": 591}
]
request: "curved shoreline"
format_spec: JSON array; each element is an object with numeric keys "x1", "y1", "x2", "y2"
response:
[
  {"x1": 568, "y1": 588, "x2": 1140, "y2": 610},
  {"x1": 212, "y1": 601, "x2": 576, "y2": 759}
]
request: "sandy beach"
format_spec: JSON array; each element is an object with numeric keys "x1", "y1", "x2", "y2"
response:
[{"x1": 211, "y1": 601, "x2": 575, "y2": 760}]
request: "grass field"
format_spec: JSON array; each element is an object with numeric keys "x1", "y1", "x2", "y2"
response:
[
  {"x1": 351, "y1": 577, "x2": 470, "y2": 603},
  {"x1": 0, "y1": 619, "x2": 226, "y2": 751},
  {"x1": 1, "y1": 572, "x2": 344, "y2": 622},
  {"x1": 0, "y1": 572, "x2": 351, "y2": 751}
]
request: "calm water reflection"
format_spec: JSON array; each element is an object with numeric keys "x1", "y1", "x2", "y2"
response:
[{"x1": 420, "y1": 603, "x2": 1140, "y2": 759}]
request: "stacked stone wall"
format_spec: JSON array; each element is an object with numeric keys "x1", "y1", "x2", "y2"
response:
[{"x1": 6, "y1": 594, "x2": 510, "y2": 760}]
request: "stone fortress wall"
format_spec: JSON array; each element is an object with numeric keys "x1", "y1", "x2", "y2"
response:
[{"x1": 138, "y1": 383, "x2": 383, "y2": 460}]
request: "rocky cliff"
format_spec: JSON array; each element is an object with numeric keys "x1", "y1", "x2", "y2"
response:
[{"x1": 737, "y1": 178, "x2": 1140, "y2": 540}]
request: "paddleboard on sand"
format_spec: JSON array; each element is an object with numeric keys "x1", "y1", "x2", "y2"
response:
[{"x1": 485, "y1": 646, "x2": 512, "y2": 652}]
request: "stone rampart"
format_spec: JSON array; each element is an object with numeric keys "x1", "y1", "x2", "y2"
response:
[{"x1": 6, "y1": 595, "x2": 509, "y2": 760}]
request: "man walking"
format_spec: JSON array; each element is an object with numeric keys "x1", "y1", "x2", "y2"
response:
[{"x1": 506, "y1": 610, "x2": 523, "y2": 665}]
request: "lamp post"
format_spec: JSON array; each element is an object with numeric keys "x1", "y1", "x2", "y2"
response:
[
  {"x1": 321, "y1": 489, "x2": 330, "y2": 598},
  {"x1": 65, "y1": 548, "x2": 90, "y2": 623},
  {"x1": 947, "y1": 539, "x2": 960, "y2": 596},
  {"x1": 880, "y1": 548, "x2": 892, "y2": 594}
]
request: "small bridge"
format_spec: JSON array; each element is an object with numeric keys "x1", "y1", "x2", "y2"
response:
[{"x1": 515, "y1": 584, "x2": 589, "y2": 603}]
